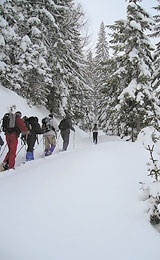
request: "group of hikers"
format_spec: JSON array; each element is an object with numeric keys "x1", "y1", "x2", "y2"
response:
[{"x1": 0, "y1": 110, "x2": 99, "y2": 172}]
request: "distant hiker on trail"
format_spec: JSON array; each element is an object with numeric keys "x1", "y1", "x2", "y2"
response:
[
  {"x1": 23, "y1": 116, "x2": 44, "y2": 161},
  {"x1": 58, "y1": 113, "x2": 75, "y2": 151},
  {"x1": 2, "y1": 111, "x2": 28, "y2": 171},
  {"x1": 92, "y1": 123, "x2": 98, "y2": 144},
  {"x1": 42, "y1": 114, "x2": 59, "y2": 156}
]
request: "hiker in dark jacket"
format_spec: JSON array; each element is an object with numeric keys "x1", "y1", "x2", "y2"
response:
[
  {"x1": 2, "y1": 111, "x2": 28, "y2": 170},
  {"x1": 58, "y1": 113, "x2": 75, "y2": 151},
  {"x1": 92, "y1": 123, "x2": 98, "y2": 144},
  {"x1": 23, "y1": 116, "x2": 43, "y2": 161}
]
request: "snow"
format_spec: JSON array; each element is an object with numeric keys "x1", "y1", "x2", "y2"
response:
[
  {"x1": 0, "y1": 17, "x2": 8, "y2": 28},
  {"x1": 130, "y1": 20, "x2": 142, "y2": 31},
  {"x1": 0, "y1": 34, "x2": 5, "y2": 46},
  {"x1": 0, "y1": 61, "x2": 7, "y2": 71},
  {"x1": 0, "y1": 85, "x2": 160, "y2": 259},
  {"x1": 41, "y1": 8, "x2": 58, "y2": 28},
  {"x1": 27, "y1": 17, "x2": 41, "y2": 25},
  {"x1": 31, "y1": 27, "x2": 41, "y2": 37},
  {"x1": 20, "y1": 35, "x2": 32, "y2": 52}
]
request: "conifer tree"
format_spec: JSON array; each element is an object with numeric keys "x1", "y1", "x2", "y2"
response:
[
  {"x1": 101, "y1": 0, "x2": 159, "y2": 141},
  {"x1": 82, "y1": 51, "x2": 95, "y2": 128},
  {"x1": 94, "y1": 21, "x2": 109, "y2": 122},
  {"x1": 0, "y1": 0, "x2": 20, "y2": 90},
  {"x1": 86, "y1": 51, "x2": 96, "y2": 89},
  {"x1": 0, "y1": 0, "x2": 52, "y2": 105},
  {"x1": 40, "y1": 0, "x2": 89, "y2": 121},
  {"x1": 95, "y1": 22, "x2": 109, "y2": 65},
  {"x1": 95, "y1": 19, "x2": 127, "y2": 133},
  {"x1": 0, "y1": 0, "x2": 90, "y2": 124},
  {"x1": 151, "y1": 1, "x2": 160, "y2": 105}
]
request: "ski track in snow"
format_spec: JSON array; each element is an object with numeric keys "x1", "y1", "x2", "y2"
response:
[{"x1": 0, "y1": 133, "x2": 159, "y2": 260}]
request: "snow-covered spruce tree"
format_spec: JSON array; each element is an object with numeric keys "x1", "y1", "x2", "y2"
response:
[
  {"x1": 86, "y1": 51, "x2": 96, "y2": 90},
  {"x1": 151, "y1": 1, "x2": 160, "y2": 106},
  {"x1": 94, "y1": 21, "x2": 109, "y2": 124},
  {"x1": 97, "y1": 19, "x2": 127, "y2": 134},
  {"x1": 0, "y1": 0, "x2": 20, "y2": 91},
  {"x1": 106, "y1": 0, "x2": 159, "y2": 141},
  {"x1": 13, "y1": 0, "x2": 53, "y2": 106},
  {"x1": 0, "y1": 0, "x2": 52, "y2": 106},
  {"x1": 84, "y1": 51, "x2": 96, "y2": 128},
  {"x1": 44, "y1": 0, "x2": 90, "y2": 123},
  {"x1": 1, "y1": 0, "x2": 90, "y2": 121},
  {"x1": 94, "y1": 22, "x2": 109, "y2": 66}
]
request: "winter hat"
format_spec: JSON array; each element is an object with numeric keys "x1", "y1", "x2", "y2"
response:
[
  {"x1": 16, "y1": 111, "x2": 22, "y2": 118},
  {"x1": 65, "y1": 113, "x2": 71, "y2": 119},
  {"x1": 49, "y1": 114, "x2": 53, "y2": 118}
]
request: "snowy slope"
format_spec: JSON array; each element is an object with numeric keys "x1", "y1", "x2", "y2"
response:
[{"x1": 0, "y1": 85, "x2": 160, "y2": 260}]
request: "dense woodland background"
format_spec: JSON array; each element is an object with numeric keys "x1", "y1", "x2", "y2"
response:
[{"x1": 0, "y1": 0, "x2": 160, "y2": 141}]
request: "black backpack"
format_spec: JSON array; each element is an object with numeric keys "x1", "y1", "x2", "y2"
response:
[
  {"x1": 25, "y1": 116, "x2": 43, "y2": 134},
  {"x1": 2, "y1": 112, "x2": 17, "y2": 133},
  {"x1": 93, "y1": 125, "x2": 98, "y2": 131},
  {"x1": 58, "y1": 118, "x2": 68, "y2": 130}
]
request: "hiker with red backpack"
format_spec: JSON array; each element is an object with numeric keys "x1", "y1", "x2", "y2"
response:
[{"x1": 2, "y1": 111, "x2": 29, "y2": 171}]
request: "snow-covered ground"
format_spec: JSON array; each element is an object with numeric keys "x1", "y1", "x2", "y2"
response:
[{"x1": 0, "y1": 85, "x2": 160, "y2": 260}]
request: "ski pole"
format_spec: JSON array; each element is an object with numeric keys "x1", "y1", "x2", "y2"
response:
[
  {"x1": 16, "y1": 143, "x2": 25, "y2": 156},
  {"x1": 43, "y1": 136, "x2": 46, "y2": 158},
  {"x1": 73, "y1": 131, "x2": 75, "y2": 150},
  {"x1": 36, "y1": 135, "x2": 39, "y2": 145},
  {"x1": 99, "y1": 129, "x2": 102, "y2": 143},
  {"x1": 54, "y1": 132, "x2": 61, "y2": 152},
  {"x1": 0, "y1": 144, "x2": 7, "y2": 158},
  {"x1": 34, "y1": 136, "x2": 43, "y2": 151}
]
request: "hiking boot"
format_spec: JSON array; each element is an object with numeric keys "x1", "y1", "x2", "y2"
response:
[
  {"x1": 50, "y1": 145, "x2": 55, "y2": 153},
  {"x1": 45, "y1": 149, "x2": 52, "y2": 156},
  {"x1": 2, "y1": 162, "x2": 9, "y2": 171},
  {"x1": 26, "y1": 151, "x2": 34, "y2": 161}
]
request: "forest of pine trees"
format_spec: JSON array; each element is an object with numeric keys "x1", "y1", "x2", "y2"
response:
[{"x1": 0, "y1": 0, "x2": 159, "y2": 141}]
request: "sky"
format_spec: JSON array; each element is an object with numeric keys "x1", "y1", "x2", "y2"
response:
[
  {"x1": 0, "y1": 85, "x2": 160, "y2": 259},
  {"x1": 74, "y1": 0, "x2": 159, "y2": 50}
]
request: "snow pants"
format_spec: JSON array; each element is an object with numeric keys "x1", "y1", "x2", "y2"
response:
[
  {"x1": 27, "y1": 134, "x2": 37, "y2": 152},
  {"x1": 61, "y1": 129, "x2": 70, "y2": 150},
  {"x1": 3, "y1": 133, "x2": 18, "y2": 169},
  {"x1": 44, "y1": 135, "x2": 56, "y2": 150},
  {"x1": 93, "y1": 132, "x2": 98, "y2": 144}
]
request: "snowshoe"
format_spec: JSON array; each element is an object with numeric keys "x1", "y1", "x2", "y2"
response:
[
  {"x1": 0, "y1": 162, "x2": 8, "y2": 172},
  {"x1": 45, "y1": 149, "x2": 52, "y2": 156}
]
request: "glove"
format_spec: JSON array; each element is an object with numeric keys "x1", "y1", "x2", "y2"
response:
[{"x1": 21, "y1": 130, "x2": 30, "y2": 143}]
